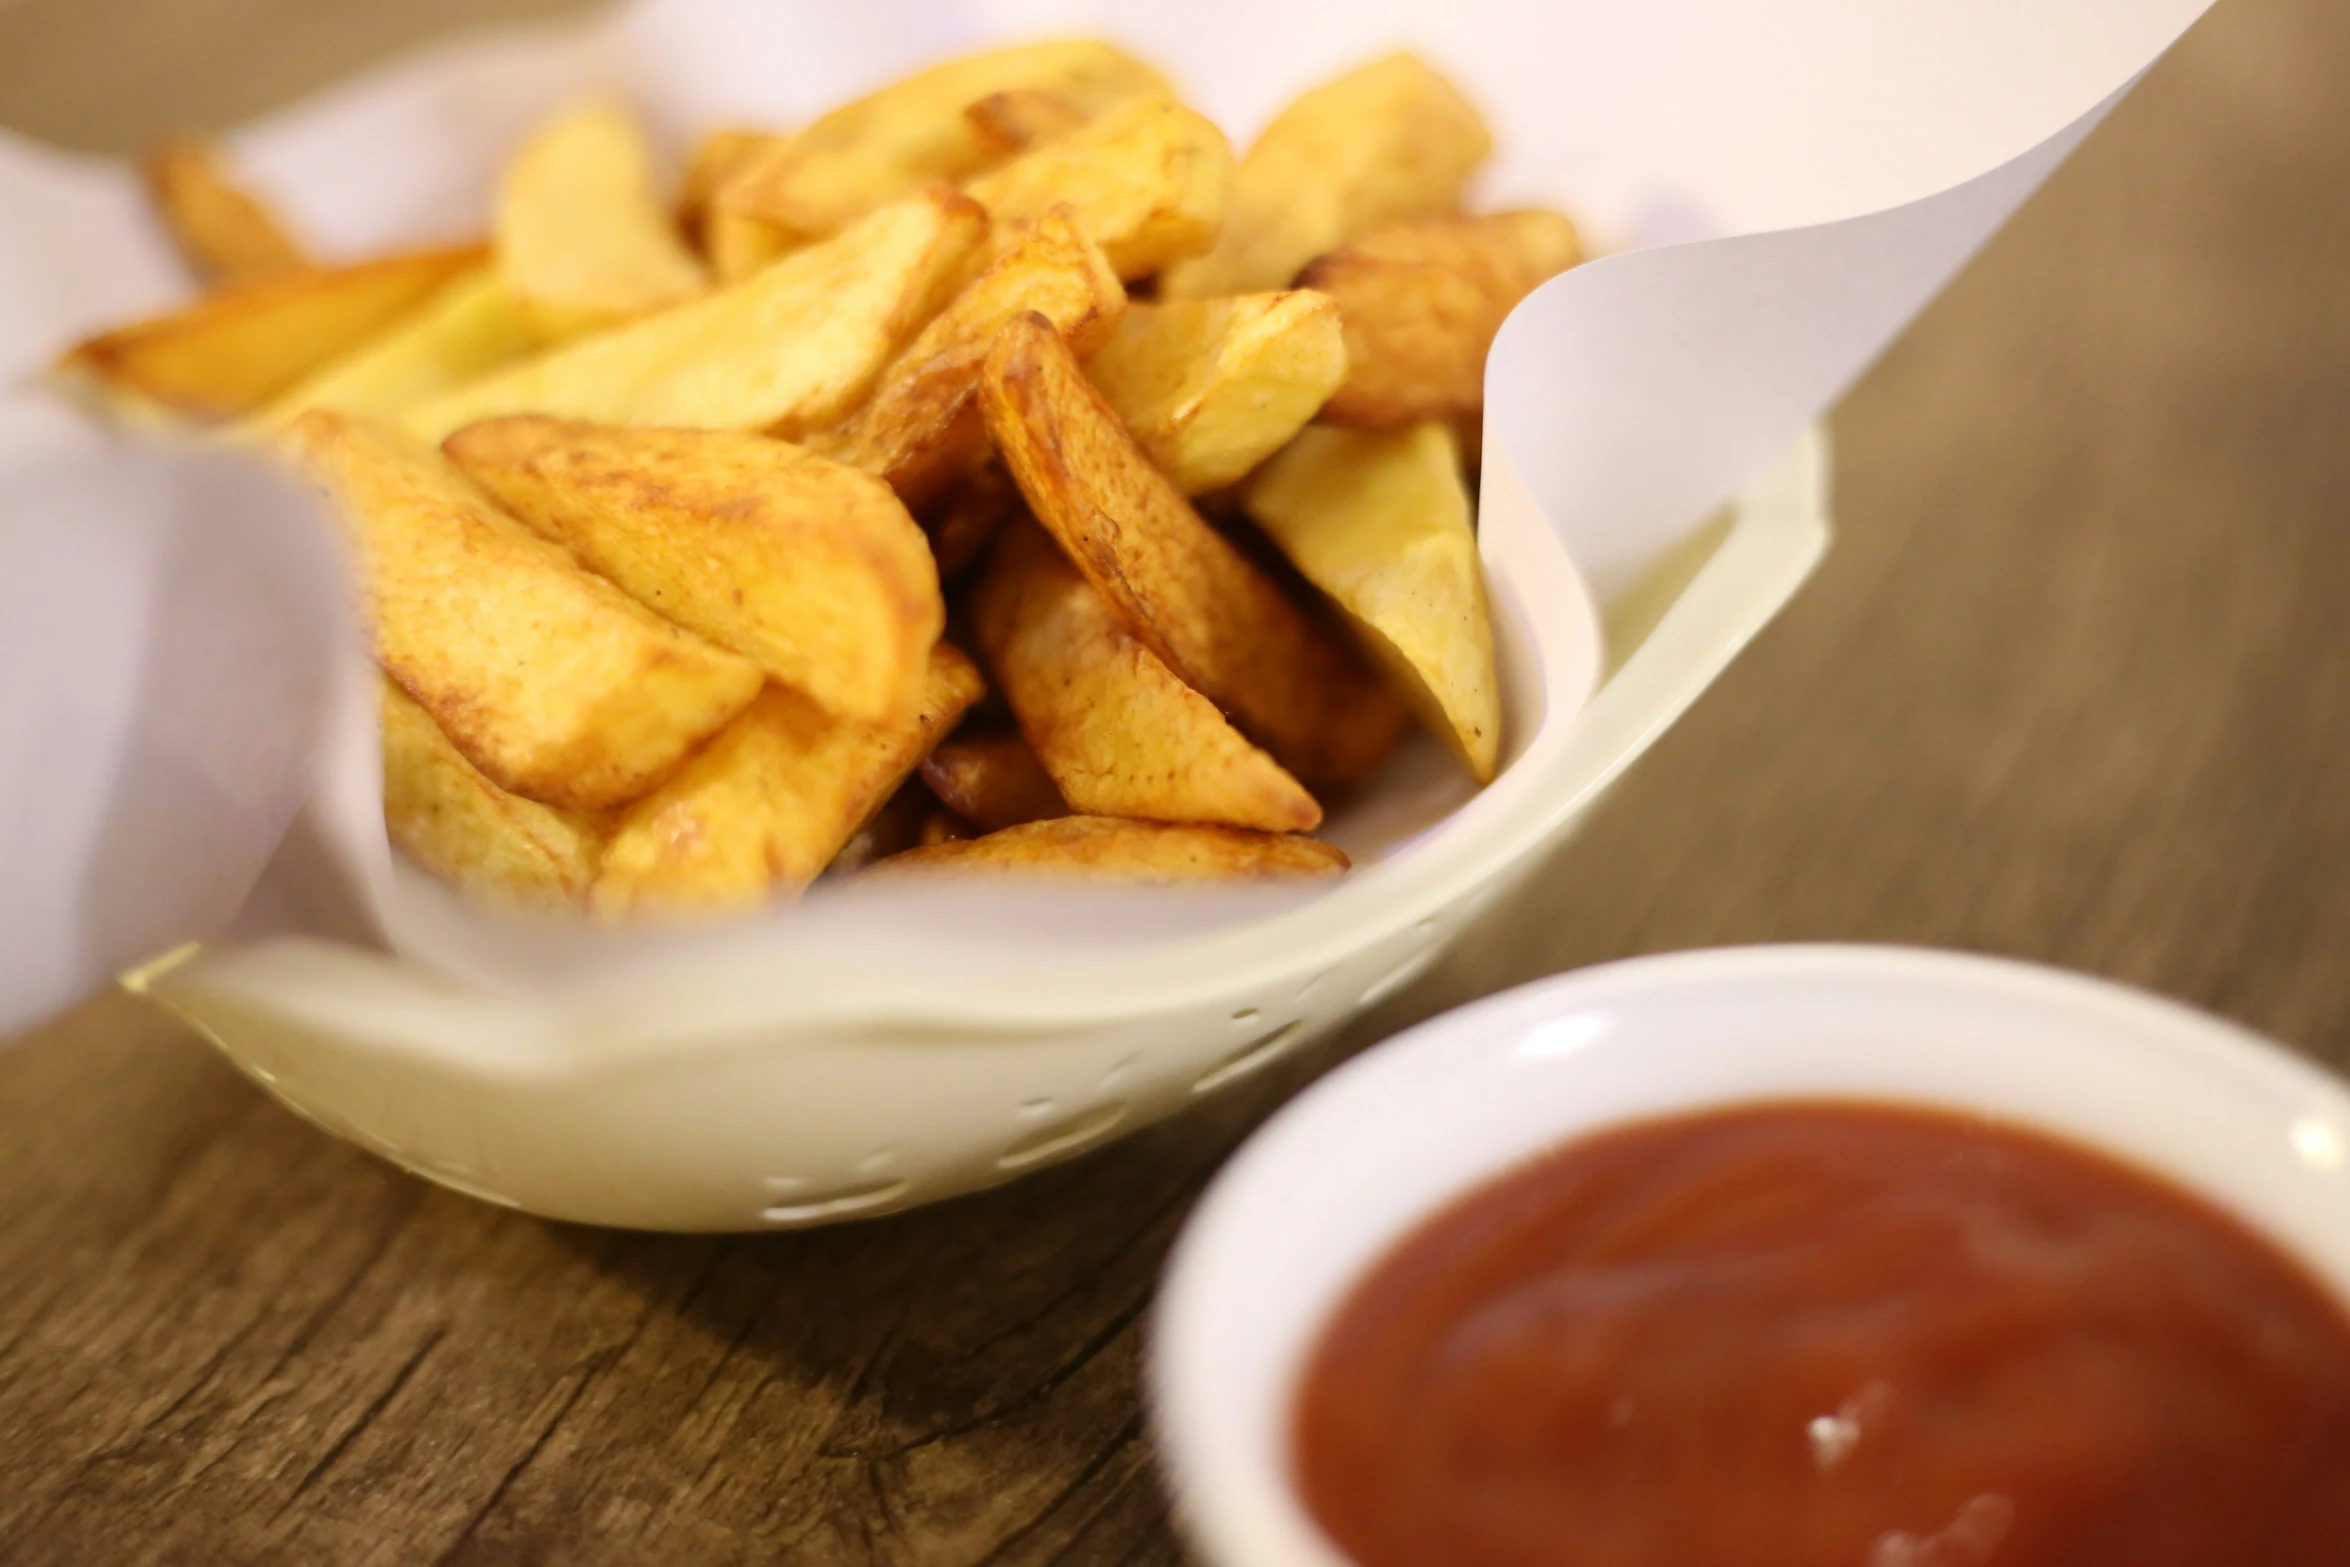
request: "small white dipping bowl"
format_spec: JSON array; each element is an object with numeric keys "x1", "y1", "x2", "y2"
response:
[{"x1": 1149, "y1": 944, "x2": 2350, "y2": 1567}]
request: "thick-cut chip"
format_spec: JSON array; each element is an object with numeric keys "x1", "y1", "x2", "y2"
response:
[
  {"x1": 962, "y1": 98, "x2": 1230, "y2": 280},
  {"x1": 141, "y1": 135, "x2": 310, "y2": 286},
  {"x1": 445, "y1": 418, "x2": 942, "y2": 724},
  {"x1": 1160, "y1": 54, "x2": 1490, "y2": 298},
  {"x1": 975, "y1": 519, "x2": 1320, "y2": 831},
  {"x1": 1303, "y1": 209, "x2": 1582, "y2": 428},
  {"x1": 1242, "y1": 421, "x2": 1501, "y2": 782},
  {"x1": 59, "y1": 246, "x2": 481, "y2": 422},
  {"x1": 687, "y1": 129, "x2": 801, "y2": 281},
  {"x1": 964, "y1": 90, "x2": 1089, "y2": 159},
  {"x1": 595, "y1": 644, "x2": 985, "y2": 917},
  {"x1": 257, "y1": 266, "x2": 542, "y2": 424},
  {"x1": 379, "y1": 673, "x2": 603, "y2": 908},
  {"x1": 981, "y1": 312, "x2": 1405, "y2": 789},
  {"x1": 920, "y1": 729, "x2": 1068, "y2": 832},
  {"x1": 405, "y1": 187, "x2": 983, "y2": 443},
  {"x1": 496, "y1": 100, "x2": 708, "y2": 340},
  {"x1": 723, "y1": 40, "x2": 1170, "y2": 239},
  {"x1": 1084, "y1": 292, "x2": 1344, "y2": 493},
  {"x1": 803, "y1": 207, "x2": 1124, "y2": 507},
  {"x1": 868, "y1": 816, "x2": 1348, "y2": 882},
  {"x1": 283, "y1": 411, "x2": 763, "y2": 810}
]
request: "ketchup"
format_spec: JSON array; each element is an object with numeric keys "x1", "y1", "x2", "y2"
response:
[{"x1": 1292, "y1": 1101, "x2": 2350, "y2": 1567}]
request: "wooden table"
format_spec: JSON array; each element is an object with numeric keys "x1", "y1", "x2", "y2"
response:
[{"x1": 6, "y1": 0, "x2": 2348, "y2": 1560}]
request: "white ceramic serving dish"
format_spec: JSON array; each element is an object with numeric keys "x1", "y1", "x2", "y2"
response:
[
  {"x1": 126, "y1": 432, "x2": 1827, "y2": 1232},
  {"x1": 1149, "y1": 944, "x2": 2350, "y2": 1567}
]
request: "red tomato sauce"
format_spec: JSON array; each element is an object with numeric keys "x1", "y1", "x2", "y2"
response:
[{"x1": 1293, "y1": 1101, "x2": 2350, "y2": 1567}]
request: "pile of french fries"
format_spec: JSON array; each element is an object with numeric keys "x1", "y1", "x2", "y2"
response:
[{"x1": 59, "y1": 40, "x2": 1584, "y2": 918}]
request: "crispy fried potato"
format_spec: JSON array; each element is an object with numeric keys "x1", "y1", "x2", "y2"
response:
[
  {"x1": 965, "y1": 89, "x2": 1089, "y2": 158},
  {"x1": 920, "y1": 728, "x2": 1067, "y2": 831},
  {"x1": 804, "y1": 207, "x2": 1123, "y2": 507},
  {"x1": 1161, "y1": 54, "x2": 1490, "y2": 298},
  {"x1": 869, "y1": 816, "x2": 1348, "y2": 882},
  {"x1": 380, "y1": 674, "x2": 603, "y2": 908},
  {"x1": 59, "y1": 245, "x2": 481, "y2": 422},
  {"x1": 1243, "y1": 421, "x2": 1500, "y2": 781},
  {"x1": 724, "y1": 40, "x2": 1170, "y2": 239},
  {"x1": 496, "y1": 100, "x2": 709, "y2": 339},
  {"x1": 1084, "y1": 291, "x2": 1344, "y2": 493},
  {"x1": 961, "y1": 98, "x2": 1229, "y2": 281},
  {"x1": 923, "y1": 462, "x2": 1020, "y2": 579},
  {"x1": 687, "y1": 129, "x2": 801, "y2": 281},
  {"x1": 284, "y1": 411, "x2": 763, "y2": 810},
  {"x1": 595, "y1": 644, "x2": 985, "y2": 916},
  {"x1": 141, "y1": 135, "x2": 310, "y2": 286},
  {"x1": 981, "y1": 312, "x2": 1405, "y2": 789},
  {"x1": 445, "y1": 418, "x2": 942, "y2": 724},
  {"x1": 975, "y1": 519, "x2": 1319, "y2": 830},
  {"x1": 406, "y1": 187, "x2": 983, "y2": 443},
  {"x1": 257, "y1": 265, "x2": 541, "y2": 424},
  {"x1": 1303, "y1": 208, "x2": 1581, "y2": 427}
]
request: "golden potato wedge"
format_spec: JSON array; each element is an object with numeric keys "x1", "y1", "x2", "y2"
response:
[
  {"x1": 869, "y1": 816, "x2": 1348, "y2": 882},
  {"x1": 920, "y1": 728, "x2": 1068, "y2": 832},
  {"x1": 1243, "y1": 421, "x2": 1500, "y2": 781},
  {"x1": 723, "y1": 40, "x2": 1170, "y2": 239},
  {"x1": 964, "y1": 89, "x2": 1089, "y2": 159},
  {"x1": 379, "y1": 673, "x2": 603, "y2": 909},
  {"x1": 962, "y1": 97, "x2": 1230, "y2": 280},
  {"x1": 1303, "y1": 209, "x2": 1581, "y2": 428},
  {"x1": 975, "y1": 519, "x2": 1319, "y2": 831},
  {"x1": 596, "y1": 644, "x2": 985, "y2": 917},
  {"x1": 495, "y1": 100, "x2": 708, "y2": 340},
  {"x1": 406, "y1": 187, "x2": 984, "y2": 443},
  {"x1": 687, "y1": 129, "x2": 801, "y2": 281},
  {"x1": 59, "y1": 245, "x2": 481, "y2": 422},
  {"x1": 256, "y1": 265, "x2": 541, "y2": 424},
  {"x1": 981, "y1": 312, "x2": 1405, "y2": 790},
  {"x1": 1084, "y1": 291, "x2": 1344, "y2": 493},
  {"x1": 445, "y1": 418, "x2": 942, "y2": 724},
  {"x1": 141, "y1": 135, "x2": 309, "y2": 286},
  {"x1": 283, "y1": 411, "x2": 763, "y2": 810},
  {"x1": 1161, "y1": 54, "x2": 1490, "y2": 298},
  {"x1": 804, "y1": 207, "x2": 1124, "y2": 507}
]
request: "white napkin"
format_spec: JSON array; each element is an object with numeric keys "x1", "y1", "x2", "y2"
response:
[{"x1": 0, "y1": 0, "x2": 2213, "y2": 1034}]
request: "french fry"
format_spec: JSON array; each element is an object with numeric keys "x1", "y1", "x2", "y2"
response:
[
  {"x1": 405, "y1": 187, "x2": 984, "y2": 443},
  {"x1": 1161, "y1": 54, "x2": 1490, "y2": 298},
  {"x1": 141, "y1": 135, "x2": 310, "y2": 286},
  {"x1": 722, "y1": 40, "x2": 1170, "y2": 239},
  {"x1": 1303, "y1": 208, "x2": 1581, "y2": 427},
  {"x1": 920, "y1": 729, "x2": 1068, "y2": 831},
  {"x1": 869, "y1": 816, "x2": 1349, "y2": 882},
  {"x1": 981, "y1": 312, "x2": 1406, "y2": 790},
  {"x1": 444, "y1": 418, "x2": 943, "y2": 724},
  {"x1": 379, "y1": 674, "x2": 603, "y2": 908},
  {"x1": 256, "y1": 265, "x2": 542, "y2": 424},
  {"x1": 687, "y1": 130, "x2": 802, "y2": 282},
  {"x1": 962, "y1": 97, "x2": 1230, "y2": 280},
  {"x1": 284, "y1": 411, "x2": 764, "y2": 810},
  {"x1": 496, "y1": 100, "x2": 709, "y2": 339},
  {"x1": 596, "y1": 644, "x2": 985, "y2": 917},
  {"x1": 964, "y1": 89, "x2": 1090, "y2": 158},
  {"x1": 1242, "y1": 421, "x2": 1501, "y2": 782},
  {"x1": 1084, "y1": 291, "x2": 1345, "y2": 493},
  {"x1": 975, "y1": 519, "x2": 1320, "y2": 831},
  {"x1": 803, "y1": 207, "x2": 1124, "y2": 507},
  {"x1": 59, "y1": 245, "x2": 481, "y2": 422}
]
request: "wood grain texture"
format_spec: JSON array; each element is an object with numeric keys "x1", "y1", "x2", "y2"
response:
[{"x1": 5, "y1": 0, "x2": 2349, "y2": 1559}]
